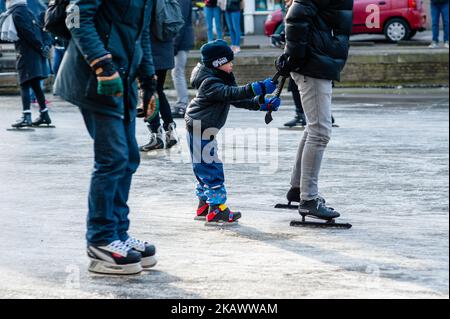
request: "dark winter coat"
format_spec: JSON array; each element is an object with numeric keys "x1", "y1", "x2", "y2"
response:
[
  {"x1": 205, "y1": 0, "x2": 217, "y2": 8},
  {"x1": 11, "y1": 4, "x2": 52, "y2": 84},
  {"x1": 185, "y1": 63, "x2": 259, "y2": 131},
  {"x1": 54, "y1": 0, "x2": 155, "y2": 119},
  {"x1": 174, "y1": 0, "x2": 194, "y2": 54},
  {"x1": 285, "y1": 0, "x2": 354, "y2": 81},
  {"x1": 151, "y1": 33, "x2": 175, "y2": 71},
  {"x1": 431, "y1": 0, "x2": 448, "y2": 4}
]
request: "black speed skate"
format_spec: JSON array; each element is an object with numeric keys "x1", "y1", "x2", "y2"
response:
[
  {"x1": 87, "y1": 240, "x2": 142, "y2": 275},
  {"x1": 10, "y1": 112, "x2": 33, "y2": 130},
  {"x1": 32, "y1": 109, "x2": 53, "y2": 127},
  {"x1": 275, "y1": 187, "x2": 326, "y2": 210},
  {"x1": 205, "y1": 204, "x2": 241, "y2": 227},
  {"x1": 291, "y1": 198, "x2": 352, "y2": 229}
]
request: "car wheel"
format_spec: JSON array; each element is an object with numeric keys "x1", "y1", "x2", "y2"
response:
[{"x1": 384, "y1": 19, "x2": 411, "y2": 42}]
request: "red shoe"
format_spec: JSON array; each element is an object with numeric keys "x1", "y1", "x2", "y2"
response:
[{"x1": 195, "y1": 199, "x2": 209, "y2": 221}]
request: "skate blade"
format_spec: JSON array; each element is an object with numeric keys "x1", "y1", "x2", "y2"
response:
[
  {"x1": 275, "y1": 203, "x2": 299, "y2": 210},
  {"x1": 141, "y1": 256, "x2": 158, "y2": 269},
  {"x1": 204, "y1": 221, "x2": 240, "y2": 227},
  {"x1": 290, "y1": 220, "x2": 352, "y2": 229},
  {"x1": 33, "y1": 125, "x2": 56, "y2": 128},
  {"x1": 6, "y1": 128, "x2": 35, "y2": 132},
  {"x1": 194, "y1": 216, "x2": 207, "y2": 221},
  {"x1": 279, "y1": 126, "x2": 305, "y2": 131},
  {"x1": 88, "y1": 258, "x2": 143, "y2": 275}
]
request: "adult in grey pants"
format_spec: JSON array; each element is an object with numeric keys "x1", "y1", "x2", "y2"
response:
[
  {"x1": 171, "y1": 0, "x2": 195, "y2": 118},
  {"x1": 276, "y1": 0, "x2": 354, "y2": 220}
]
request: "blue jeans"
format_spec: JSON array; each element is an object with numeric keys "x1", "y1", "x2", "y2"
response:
[
  {"x1": 431, "y1": 2, "x2": 449, "y2": 42},
  {"x1": 225, "y1": 11, "x2": 241, "y2": 47},
  {"x1": 53, "y1": 47, "x2": 66, "y2": 76},
  {"x1": 187, "y1": 129, "x2": 227, "y2": 205},
  {"x1": 204, "y1": 6, "x2": 223, "y2": 42},
  {"x1": 81, "y1": 109, "x2": 140, "y2": 246}
]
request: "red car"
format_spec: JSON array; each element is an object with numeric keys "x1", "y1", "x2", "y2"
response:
[{"x1": 265, "y1": 0, "x2": 427, "y2": 42}]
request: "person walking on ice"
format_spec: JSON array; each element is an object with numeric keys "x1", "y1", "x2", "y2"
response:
[{"x1": 186, "y1": 40, "x2": 280, "y2": 226}]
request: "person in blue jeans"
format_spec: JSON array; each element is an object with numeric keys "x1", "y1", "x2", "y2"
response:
[
  {"x1": 225, "y1": 0, "x2": 242, "y2": 53},
  {"x1": 54, "y1": 0, "x2": 158, "y2": 275},
  {"x1": 186, "y1": 40, "x2": 280, "y2": 225},
  {"x1": 204, "y1": 0, "x2": 223, "y2": 42},
  {"x1": 429, "y1": 0, "x2": 449, "y2": 49}
]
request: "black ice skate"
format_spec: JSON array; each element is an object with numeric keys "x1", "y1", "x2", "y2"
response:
[
  {"x1": 275, "y1": 187, "x2": 326, "y2": 210},
  {"x1": 9, "y1": 112, "x2": 34, "y2": 131},
  {"x1": 87, "y1": 240, "x2": 142, "y2": 275},
  {"x1": 165, "y1": 122, "x2": 179, "y2": 149},
  {"x1": 195, "y1": 199, "x2": 209, "y2": 221},
  {"x1": 32, "y1": 109, "x2": 54, "y2": 128},
  {"x1": 124, "y1": 237, "x2": 157, "y2": 269},
  {"x1": 284, "y1": 113, "x2": 306, "y2": 128},
  {"x1": 205, "y1": 204, "x2": 241, "y2": 227},
  {"x1": 291, "y1": 198, "x2": 352, "y2": 229}
]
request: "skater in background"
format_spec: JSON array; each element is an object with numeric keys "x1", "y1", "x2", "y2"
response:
[
  {"x1": 54, "y1": 0, "x2": 157, "y2": 275},
  {"x1": 204, "y1": 0, "x2": 223, "y2": 42},
  {"x1": 140, "y1": 20, "x2": 179, "y2": 152},
  {"x1": 6, "y1": 0, "x2": 53, "y2": 128},
  {"x1": 276, "y1": 0, "x2": 353, "y2": 220},
  {"x1": 186, "y1": 40, "x2": 279, "y2": 225},
  {"x1": 224, "y1": 0, "x2": 243, "y2": 54},
  {"x1": 171, "y1": 0, "x2": 195, "y2": 119}
]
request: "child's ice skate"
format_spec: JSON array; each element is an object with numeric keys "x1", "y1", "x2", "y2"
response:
[
  {"x1": 205, "y1": 204, "x2": 241, "y2": 227},
  {"x1": 195, "y1": 199, "x2": 209, "y2": 221}
]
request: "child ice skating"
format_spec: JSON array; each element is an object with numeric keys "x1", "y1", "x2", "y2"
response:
[{"x1": 186, "y1": 40, "x2": 281, "y2": 226}]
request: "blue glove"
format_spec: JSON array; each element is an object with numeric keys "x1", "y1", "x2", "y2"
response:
[
  {"x1": 252, "y1": 78, "x2": 277, "y2": 96},
  {"x1": 259, "y1": 96, "x2": 281, "y2": 112}
]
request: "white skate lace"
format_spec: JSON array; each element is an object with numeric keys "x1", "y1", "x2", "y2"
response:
[
  {"x1": 125, "y1": 237, "x2": 146, "y2": 252},
  {"x1": 104, "y1": 240, "x2": 132, "y2": 257}
]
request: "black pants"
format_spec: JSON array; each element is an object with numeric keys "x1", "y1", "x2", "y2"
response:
[
  {"x1": 20, "y1": 78, "x2": 46, "y2": 112},
  {"x1": 288, "y1": 78, "x2": 304, "y2": 115},
  {"x1": 148, "y1": 69, "x2": 174, "y2": 132}
]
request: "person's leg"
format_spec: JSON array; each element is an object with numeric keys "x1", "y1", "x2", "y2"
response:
[
  {"x1": 232, "y1": 11, "x2": 241, "y2": 47},
  {"x1": 214, "y1": 7, "x2": 223, "y2": 40},
  {"x1": 171, "y1": 51, "x2": 189, "y2": 109},
  {"x1": 441, "y1": 2, "x2": 449, "y2": 42},
  {"x1": 150, "y1": 69, "x2": 174, "y2": 131},
  {"x1": 116, "y1": 118, "x2": 140, "y2": 242},
  {"x1": 53, "y1": 48, "x2": 65, "y2": 76},
  {"x1": 204, "y1": 6, "x2": 215, "y2": 42},
  {"x1": 290, "y1": 78, "x2": 304, "y2": 114},
  {"x1": 290, "y1": 130, "x2": 308, "y2": 188},
  {"x1": 431, "y1": 3, "x2": 440, "y2": 43},
  {"x1": 81, "y1": 109, "x2": 129, "y2": 246},
  {"x1": 225, "y1": 12, "x2": 235, "y2": 46},
  {"x1": 19, "y1": 81, "x2": 32, "y2": 112},
  {"x1": 291, "y1": 73, "x2": 333, "y2": 201},
  {"x1": 29, "y1": 78, "x2": 47, "y2": 112}
]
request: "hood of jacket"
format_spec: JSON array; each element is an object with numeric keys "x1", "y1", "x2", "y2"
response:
[{"x1": 190, "y1": 63, "x2": 236, "y2": 90}]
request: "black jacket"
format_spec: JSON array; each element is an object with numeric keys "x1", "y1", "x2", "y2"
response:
[
  {"x1": 185, "y1": 63, "x2": 259, "y2": 131},
  {"x1": 285, "y1": 0, "x2": 353, "y2": 81},
  {"x1": 11, "y1": 4, "x2": 52, "y2": 84},
  {"x1": 174, "y1": 0, "x2": 195, "y2": 54},
  {"x1": 54, "y1": 0, "x2": 154, "y2": 119}
]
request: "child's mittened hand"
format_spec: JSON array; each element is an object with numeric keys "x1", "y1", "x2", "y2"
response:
[
  {"x1": 259, "y1": 97, "x2": 281, "y2": 112},
  {"x1": 251, "y1": 78, "x2": 277, "y2": 96}
]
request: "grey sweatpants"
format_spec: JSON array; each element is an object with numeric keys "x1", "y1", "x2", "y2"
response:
[
  {"x1": 290, "y1": 73, "x2": 333, "y2": 201},
  {"x1": 171, "y1": 50, "x2": 189, "y2": 109}
]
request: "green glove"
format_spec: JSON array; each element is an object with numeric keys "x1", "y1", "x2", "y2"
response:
[{"x1": 90, "y1": 55, "x2": 124, "y2": 96}]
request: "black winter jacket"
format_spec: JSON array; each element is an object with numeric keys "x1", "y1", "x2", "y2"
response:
[
  {"x1": 285, "y1": 0, "x2": 353, "y2": 81},
  {"x1": 11, "y1": 4, "x2": 52, "y2": 84},
  {"x1": 185, "y1": 63, "x2": 259, "y2": 131}
]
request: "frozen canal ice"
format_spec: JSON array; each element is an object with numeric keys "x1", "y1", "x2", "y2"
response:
[{"x1": 0, "y1": 90, "x2": 448, "y2": 299}]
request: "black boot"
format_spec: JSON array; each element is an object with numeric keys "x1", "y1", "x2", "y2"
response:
[
  {"x1": 284, "y1": 112, "x2": 306, "y2": 127},
  {"x1": 299, "y1": 198, "x2": 340, "y2": 221},
  {"x1": 11, "y1": 112, "x2": 32, "y2": 128},
  {"x1": 287, "y1": 187, "x2": 301, "y2": 203},
  {"x1": 32, "y1": 109, "x2": 52, "y2": 127}
]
